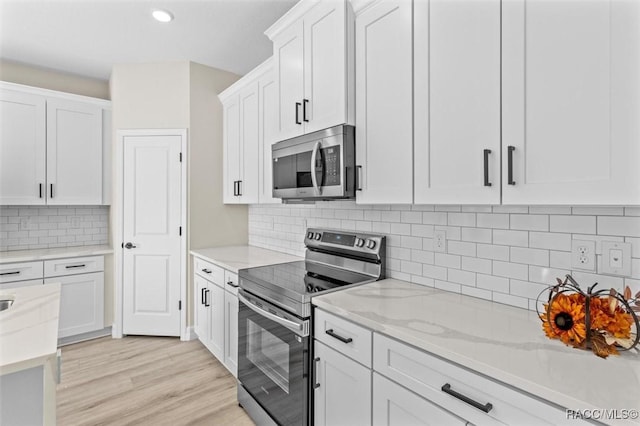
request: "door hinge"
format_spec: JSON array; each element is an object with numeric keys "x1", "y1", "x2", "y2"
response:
[
  {"x1": 179, "y1": 152, "x2": 182, "y2": 162},
  {"x1": 179, "y1": 300, "x2": 182, "y2": 311},
  {"x1": 179, "y1": 226, "x2": 182, "y2": 236}
]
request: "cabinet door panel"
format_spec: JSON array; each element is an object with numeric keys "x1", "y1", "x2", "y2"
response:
[
  {"x1": 414, "y1": 0, "x2": 501, "y2": 204},
  {"x1": 208, "y1": 281, "x2": 225, "y2": 361},
  {"x1": 355, "y1": 0, "x2": 413, "y2": 204},
  {"x1": 258, "y1": 70, "x2": 281, "y2": 203},
  {"x1": 46, "y1": 98, "x2": 102, "y2": 205},
  {"x1": 274, "y1": 21, "x2": 305, "y2": 141},
  {"x1": 373, "y1": 373, "x2": 466, "y2": 426},
  {"x1": 304, "y1": 1, "x2": 348, "y2": 133},
  {"x1": 223, "y1": 95, "x2": 241, "y2": 204},
  {"x1": 239, "y1": 83, "x2": 259, "y2": 203},
  {"x1": 314, "y1": 341, "x2": 371, "y2": 426},
  {"x1": 0, "y1": 90, "x2": 46, "y2": 205},
  {"x1": 46, "y1": 272, "x2": 104, "y2": 338},
  {"x1": 194, "y1": 275, "x2": 209, "y2": 345},
  {"x1": 502, "y1": 0, "x2": 640, "y2": 204},
  {"x1": 224, "y1": 290, "x2": 239, "y2": 377}
]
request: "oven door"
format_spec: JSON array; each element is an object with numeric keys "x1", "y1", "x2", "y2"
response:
[{"x1": 238, "y1": 290, "x2": 310, "y2": 426}]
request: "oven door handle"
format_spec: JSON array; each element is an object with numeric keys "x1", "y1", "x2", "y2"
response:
[
  {"x1": 310, "y1": 140, "x2": 322, "y2": 196},
  {"x1": 238, "y1": 292, "x2": 306, "y2": 336}
]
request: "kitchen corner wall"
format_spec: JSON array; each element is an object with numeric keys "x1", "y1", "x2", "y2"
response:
[
  {"x1": 249, "y1": 202, "x2": 640, "y2": 311},
  {"x1": 0, "y1": 205, "x2": 109, "y2": 251}
]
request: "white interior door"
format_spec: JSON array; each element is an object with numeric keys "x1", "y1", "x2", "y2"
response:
[{"x1": 123, "y1": 134, "x2": 182, "y2": 336}]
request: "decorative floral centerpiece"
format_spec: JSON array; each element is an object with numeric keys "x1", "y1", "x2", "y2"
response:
[{"x1": 537, "y1": 275, "x2": 640, "y2": 358}]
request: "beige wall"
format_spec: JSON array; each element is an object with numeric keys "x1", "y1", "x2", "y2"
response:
[
  {"x1": 0, "y1": 59, "x2": 110, "y2": 99},
  {"x1": 110, "y1": 61, "x2": 248, "y2": 330}
]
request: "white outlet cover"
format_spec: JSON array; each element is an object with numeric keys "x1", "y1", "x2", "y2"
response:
[
  {"x1": 571, "y1": 239, "x2": 596, "y2": 272},
  {"x1": 434, "y1": 230, "x2": 446, "y2": 253},
  {"x1": 601, "y1": 241, "x2": 632, "y2": 277}
]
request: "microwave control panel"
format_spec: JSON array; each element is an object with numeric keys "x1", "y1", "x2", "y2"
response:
[{"x1": 321, "y1": 146, "x2": 340, "y2": 186}]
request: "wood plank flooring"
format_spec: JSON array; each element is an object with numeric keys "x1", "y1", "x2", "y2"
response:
[{"x1": 57, "y1": 336, "x2": 255, "y2": 426}]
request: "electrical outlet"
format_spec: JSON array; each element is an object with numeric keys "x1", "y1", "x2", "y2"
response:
[
  {"x1": 71, "y1": 216, "x2": 81, "y2": 228},
  {"x1": 20, "y1": 218, "x2": 30, "y2": 230},
  {"x1": 571, "y1": 240, "x2": 596, "y2": 272},
  {"x1": 434, "y1": 230, "x2": 446, "y2": 253}
]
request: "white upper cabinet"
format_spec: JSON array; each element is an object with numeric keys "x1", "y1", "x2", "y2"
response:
[
  {"x1": 354, "y1": 0, "x2": 413, "y2": 204},
  {"x1": 221, "y1": 59, "x2": 276, "y2": 204},
  {"x1": 267, "y1": 0, "x2": 355, "y2": 142},
  {"x1": 46, "y1": 98, "x2": 103, "y2": 205},
  {"x1": 257, "y1": 63, "x2": 281, "y2": 204},
  {"x1": 0, "y1": 83, "x2": 109, "y2": 206},
  {"x1": 0, "y1": 90, "x2": 46, "y2": 205},
  {"x1": 502, "y1": 0, "x2": 640, "y2": 205},
  {"x1": 414, "y1": 0, "x2": 501, "y2": 205}
]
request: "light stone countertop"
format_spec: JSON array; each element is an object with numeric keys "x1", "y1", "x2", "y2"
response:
[
  {"x1": 0, "y1": 283, "x2": 61, "y2": 374},
  {"x1": 0, "y1": 245, "x2": 113, "y2": 264},
  {"x1": 312, "y1": 279, "x2": 640, "y2": 425},
  {"x1": 190, "y1": 245, "x2": 302, "y2": 273}
]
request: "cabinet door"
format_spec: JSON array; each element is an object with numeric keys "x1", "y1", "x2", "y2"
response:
[
  {"x1": 223, "y1": 95, "x2": 241, "y2": 204},
  {"x1": 355, "y1": 0, "x2": 413, "y2": 204},
  {"x1": 194, "y1": 275, "x2": 210, "y2": 346},
  {"x1": 414, "y1": 0, "x2": 501, "y2": 205},
  {"x1": 46, "y1": 98, "x2": 102, "y2": 205},
  {"x1": 208, "y1": 282, "x2": 225, "y2": 362},
  {"x1": 239, "y1": 82, "x2": 259, "y2": 203},
  {"x1": 274, "y1": 20, "x2": 305, "y2": 141},
  {"x1": 314, "y1": 341, "x2": 371, "y2": 426},
  {"x1": 258, "y1": 68, "x2": 281, "y2": 203},
  {"x1": 373, "y1": 373, "x2": 466, "y2": 426},
  {"x1": 46, "y1": 272, "x2": 104, "y2": 338},
  {"x1": 502, "y1": 0, "x2": 640, "y2": 204},
  {"x1": 224, "y1": 289, "x2": 239, "y2": 377},
  {"x1": 303, "y1": 0, "x2": 350, "y2": 133},
  {"x1": 0, "y1": 90, "x2": 46, "y2": 205}
]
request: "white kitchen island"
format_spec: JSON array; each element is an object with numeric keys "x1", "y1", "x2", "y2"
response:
[{"x1": 0, "y1": 283, "x2": 61, "y2": 425}]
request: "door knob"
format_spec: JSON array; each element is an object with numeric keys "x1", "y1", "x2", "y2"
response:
[{"x1": 124, "y1": 242, "x2": 137, "y2": 249}]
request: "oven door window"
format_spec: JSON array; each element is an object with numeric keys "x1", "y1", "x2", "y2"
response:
[
  {"x1": 238, "y1": 300, "x2": 309, "y2": 425},
  {"x1": 247, "y1": 318, "x2": 290, "y2": 393}
]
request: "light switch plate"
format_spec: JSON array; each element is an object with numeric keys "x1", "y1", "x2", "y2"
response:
[
  {"x1": 571, "y1": 240, "x2": 596, "y2": 271},
  {"x1": 601, "y1": 241, "x2": 631, "y2": 276}
]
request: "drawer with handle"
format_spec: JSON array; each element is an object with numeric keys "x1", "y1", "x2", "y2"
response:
[
  {"x1": 373, "y1": 333, "x2": 579, "y2": 426},
  {"x1": 224, "y1": 270, "x2": 239, "y2": 296},
  {"x1": 194, "y1": 257, "x2": 224, "y2": 285},
  {"x1": 0, "y1": 261, "x2": 44, "y2": 284},
  {"x1": 44, "y1": 256, "x2": 104, "y2": 277},
  {"x1": 314, "y1": 308, "x2": 372, "y2": 368}
]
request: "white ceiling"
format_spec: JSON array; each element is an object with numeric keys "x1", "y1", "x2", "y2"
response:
[{"x1": 0, "y1": 0, "x2": 298, "y2": 81}]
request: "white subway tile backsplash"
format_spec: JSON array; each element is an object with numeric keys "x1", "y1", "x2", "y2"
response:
[
  {"x1": 597, "y1": 216, "x2": 640, "y2": 237},
  {"x1": 510, "y1": 214, "x2": 549, "y2": 232},
  {"x1": 493, "y1": 229, "x2": 528, "y2": 247},
  {"x1": 0, "y1": 205, "x2": 108, "y2": 251},
  {"x1": 529, "y1": 232, "x2": 572, "y2": 251},
  {"x1": 510, "y1": 247, "x2": 549, "y2": 267},
  {"x1": 249, "y1": 202, "x2": 640, "y2": 312},
  {"x1": 550, "y1": 215, "x2": 596, "y2": 234}
]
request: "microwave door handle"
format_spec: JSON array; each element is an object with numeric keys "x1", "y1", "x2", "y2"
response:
[{"x1": 310, "y1": 140, "x2": 322, "y2": 196}]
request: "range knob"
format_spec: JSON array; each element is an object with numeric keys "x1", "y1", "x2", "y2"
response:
[
  {"x1": 307, "y1": 231, "x2": 314, "y2": 239},
  {"x1": 366, "y1": 239, "x2": 377, "y2": 249},
  {"x1": 314, "y1": 232, "x2": 321, "y2": 241},
  {"x1": 355, "y1": 238, "x2": 365, "y2": 247}
]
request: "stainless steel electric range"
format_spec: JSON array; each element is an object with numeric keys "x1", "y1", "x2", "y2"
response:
[{"x1": 237, "y1": 228, "x2": 386, "y2": 426}]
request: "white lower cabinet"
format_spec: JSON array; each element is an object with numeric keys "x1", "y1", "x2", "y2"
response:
[
  {"x1": 1, "y1": 255, "x2": 105, "y2": 341},
  {"x1": 373, "y1": 373, "x2": 465, "y2": 426},
  {"x1": 47, "y1": 272, "x2": 104, "y2": 339},
  {"x1": 314, "y1": 341, "x2": 372, "y2": 426},
  {"x1": 192, "y1": 256, "x2": 239, "y2": 378}
]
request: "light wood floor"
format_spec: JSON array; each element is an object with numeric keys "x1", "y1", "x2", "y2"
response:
[{"x1": 57, "y1": 336, "x2": 255, "y2": 426}]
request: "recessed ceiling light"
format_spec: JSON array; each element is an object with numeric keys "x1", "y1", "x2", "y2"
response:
[{"x1": 152, "y1": 9, "x2": 174, "y2": 23}]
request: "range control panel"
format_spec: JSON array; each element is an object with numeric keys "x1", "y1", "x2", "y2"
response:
[{"x1": 304, "y1": 228, "x2": 384, "y2": 256}]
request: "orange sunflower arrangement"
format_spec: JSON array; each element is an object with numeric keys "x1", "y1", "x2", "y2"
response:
[{"x1": 538, "y1": 275, "x2": 640, "y2": 358}]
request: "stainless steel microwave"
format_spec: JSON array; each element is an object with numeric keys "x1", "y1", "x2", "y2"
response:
[{"x1": 272, "y1": 125, "x2": 355, "y2": 201}]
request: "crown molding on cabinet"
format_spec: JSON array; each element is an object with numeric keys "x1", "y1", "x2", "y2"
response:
[
  {"x1": 218, "y1": 56, "x2": 273, "y2": 103},
  {"x1": 0, "y1": 81, "x2": 111, "y2": 108},
  {"x1": 264, "y1": 0, "x2": 323, "y2": 40}
]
